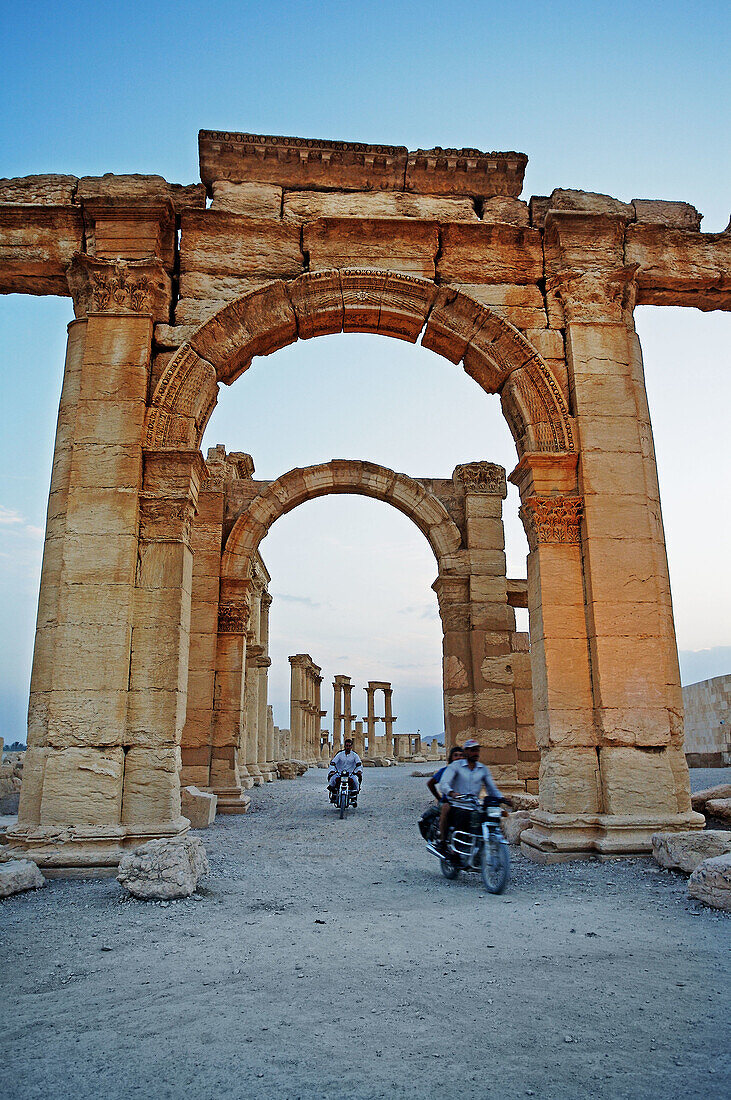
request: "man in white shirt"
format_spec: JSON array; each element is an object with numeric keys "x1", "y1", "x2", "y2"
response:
[
  {"x1": 328, "y1": 738, "x2": 364, "y2": 805},
  {"x1": 436, "y1": 738, "x2": 502, "y2": 849}
]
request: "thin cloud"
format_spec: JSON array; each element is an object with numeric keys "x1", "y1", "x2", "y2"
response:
[
  {"x1": 272, "y1": 592, "x2": 322, "y2": 608},
  {"x1": 0, "y1": 506, "x2": 24, "y2": 526}
]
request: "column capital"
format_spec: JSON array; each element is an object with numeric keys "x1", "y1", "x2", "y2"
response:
[
  {"x1": 66, "y1": 253, "x2": 172, "y2": 323},
  {"x1": 519, "y1": 495, "x2": 583, "y2": 552},
  {"x1": 217, "y1": 603, "x2": 250, "y2": 634},
  {"x1": 453, "y1": 462, "x2": 507, "y2": 497},
  {"x1": 544, "y1": 210, "x2": 638, "y2": 323}
]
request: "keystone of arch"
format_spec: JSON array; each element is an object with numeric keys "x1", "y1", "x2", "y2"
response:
[{"x1": 147, "y1": 269, "x2": 575, "y2": 456}]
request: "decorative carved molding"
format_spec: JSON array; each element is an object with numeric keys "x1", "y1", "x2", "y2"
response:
[
  {"x1": 66, "y1": 253, "x2": 171, "y2": 321},
  {"x1": 453, "y1": 462, "x2": 507, "y2": 496},
  {"x1": 217, "y1": 603, "x2": 250, "y2": 634},
  {"x1": 519, "y1": 496, "x2": 583, "y2": 551}
]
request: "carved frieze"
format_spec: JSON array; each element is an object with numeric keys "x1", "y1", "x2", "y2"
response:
[
  {"x1": 519, "y1": 496, "x2": 583, "y2": 552},
  {"x1": 453, "y1": 462, "x2": 507, "y2": 497}
]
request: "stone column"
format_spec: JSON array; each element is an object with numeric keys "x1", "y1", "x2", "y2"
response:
[
  {"x1": 383, "y1": 687, "x2": 396, "y2": 756},
  {"x1": 343, "y1": 679, "x2": 355, "y2": 740},
  {"x1": 244, "y1": 584, "x2": 264, "y2": 783},
  {"x1": 352, "y1": 721, "x2": 365, "y2": 758},
  {"x1": 332, "y1": 677, "x2": 343, "y2": 751},
  {"x1": 364, "y1": 685, "x2": 376, "y2": 753},
  {"x1": 289, "y1": 655, "x2": 310, "y2": 765},
  {"x1": 207, "y1": 578, "x2": 253, "y2": 809},
  {"x1": 433, "y1": 572, "x2": 474, "y2": 751}
]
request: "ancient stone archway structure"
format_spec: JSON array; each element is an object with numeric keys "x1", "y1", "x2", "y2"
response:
[{"x1": 3, "y1": 128, "x2": 726, "y2": 866}]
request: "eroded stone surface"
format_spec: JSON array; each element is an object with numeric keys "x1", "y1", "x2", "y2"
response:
[
  {"x1": 687, "y1": 853, "x2": 731, "y2": 911},
  {"x1": 0, "y1": 859, "x2": 45, "y2": 898},
  {"x1": 652, "y1": 830, "x2": 731, "y2": 874},
  {"x1": 117, "y1": 836, "x2": 208, "y2": 900},
  {"x1": 181, "y1": 786, "x2": 217, "y2": 829}
]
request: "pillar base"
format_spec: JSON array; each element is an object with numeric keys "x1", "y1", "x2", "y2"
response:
[
  {"x1": 2, "y1": 817, "x2": 190, "y2": 870},
  {"x1": 214, "y1": 788, "x2": 252, "y2": 814},
  {"x1": 520, "y1": 809, "x2": 706, "y2": 862}
]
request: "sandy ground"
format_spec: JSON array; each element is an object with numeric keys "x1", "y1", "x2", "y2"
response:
[{"x1": 1, "y1": 767, "x2": 730, "y2": 1100}]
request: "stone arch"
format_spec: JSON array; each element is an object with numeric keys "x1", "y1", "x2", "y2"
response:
[
  {"x1": 220, "y1": 459, "x2": 464, "y2": 580},
  {"x1": 144, "y1": 270, "x2": 575, "y2": 456}
]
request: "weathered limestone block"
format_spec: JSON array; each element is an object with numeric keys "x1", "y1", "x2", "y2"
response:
[
  {"x1": 181, "y1": 786, "x2": 217, "y2": 828},
  {"x1": 626, "y1": 224, "x2": 731, "y2": 309},
  {"x1": 40, "y1": 747, "x2": 124, "y2": 826},
  {"x1": 0, "y1": 206, "x2": 83, "y2": 295},
  {"x1": 0, "y1": 764, "x2": 22, "y2": 814},
  {"x1": 77, "y1": 174, "x2": 205, "y2": 213},
  {"x1": 405, "y1": 148, "x2": 527, "y2": 198},
  {"x1": 548, "y1": 188, "x2": 635, "y2": 219},
  {"x1": 631, "y1": 199, "x2": 702, "y2": 231},
  {"x1": 283, "y1": 190, "x2": 478, "y2": 222},
  {"x1": 0, "y1": 860, "x2": 45, "y2": 898},
  {"x1": 454, "y1": 284, "x2": 548, "y2": 330},
  {"x1": 539, "y1": 748, "x2": 601, "y2": 814},
  {"x1": 706, "y1": 799, "x2": 731, "y2": 823},
  {"x1": 117, "y1": 835, "x2": 208, "y2": 900},
  {"x1": 180, "y1": 210, "x2": 303, "y2": 278},
  {"x1": 121, "y1": 747, "x2": 182, "y2": 827},
  {"x1": 439, "y1": 224, "x2": 543, "y2": 284},
  {"x1": 304, "y1": 218, "x2": 439, "y2": 279},
  {"x1": 509, "y1": 792, "x2": 539, "y2": 811},
  {"x1": 691, "y1": 784, "x2": 731, "y2": 814},
  {"x1": 211, "y1": 181, "x2": 282, "y2": 217},
  {"x1": 481, "y1": 197, "x2": 530, "y2": 226},
  {"x1": 599, "y1": 747, "x2": 678, "y2": 815},
  {"x1": 502, "y1": 810, "x2": 533, "y2": 845},
  {"x1": 0, "y1": 174, "x2": 78, "y2": 204},
  {"x1": 651, "y1": 830, "x2": 731, "y2": 874},
  {"x1": 687, "y1": 854, "x2": 731, "y2": 911}
]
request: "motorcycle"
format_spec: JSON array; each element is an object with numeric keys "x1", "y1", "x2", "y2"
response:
[
  {"x1": 330, "y1": 770, "x2": 358, "y2": 819},
  {"x1": 423, "y1": 794, "x2": 510, "y2": 894}
]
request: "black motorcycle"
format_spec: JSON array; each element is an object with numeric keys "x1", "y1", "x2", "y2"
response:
[{"x1": 421, "y1": 794, "x2": 510, "y2": 894}]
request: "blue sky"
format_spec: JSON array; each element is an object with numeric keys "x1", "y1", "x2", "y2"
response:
[{"x1": 1, "y1": 0, "x2": 729, "y2": 739}]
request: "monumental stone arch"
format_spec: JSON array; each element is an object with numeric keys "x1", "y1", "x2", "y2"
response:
[{"x1": 3, "y1": 127, "x2": 729, "y2": 867}]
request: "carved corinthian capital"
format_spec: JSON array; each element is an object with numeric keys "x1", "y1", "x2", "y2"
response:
[
  {"x1": 519, "y1": 495, "x2": 583, "y2": 552},
  {"x1": 66, "y1": 253, "x2": 172, "y2": 322},
  {"x1": 453, "y1": 462, "x2": 507, "y2": 497},
  {"x1": 217, "y1": 603, "x2": 250, "y2": 634}
]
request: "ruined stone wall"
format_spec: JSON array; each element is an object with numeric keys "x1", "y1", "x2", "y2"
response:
[{"x1": 682, "y1": 675, "x2": 731, "y2": 766}]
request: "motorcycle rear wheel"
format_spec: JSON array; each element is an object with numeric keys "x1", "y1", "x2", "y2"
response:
[{"x1": 480, "y1": 835, "x2": 510, "y2": 894}]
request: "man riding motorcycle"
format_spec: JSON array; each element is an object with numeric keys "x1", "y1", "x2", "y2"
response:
[
  {"x1": 436, "y1": 738, "x2": 502, "y2": 851},
  {"x1": 328, "y1": 738, "x2": 363, "y2": 806}
]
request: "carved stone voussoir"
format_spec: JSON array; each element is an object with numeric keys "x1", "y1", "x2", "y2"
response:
[
  {"x1": 454, "y1": 462, "x2": 507, "y2": 497},
  {"x1": 519, "y1": 496, "x2": 583, "y2": 552},
  {"x1": 67, "y1": 254, "x2": 172, "y2": 322}
]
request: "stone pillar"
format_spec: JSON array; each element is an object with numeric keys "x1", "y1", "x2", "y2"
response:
[
  {"x1": 513, "y1": 206, "x2": 704, "y2": 856},
  {"x1": 364, "y1": 685, "x2": 376, "y2": 753},
  {"x1": 244, "y1": 584, "x2": 264, "y2": 783},
  {"x1": 453, "y1": 463, "x2": 520, "y2": 792},
  {"x1": 383, "y1": 687, "x2": 396, "y2": 756},
  {"x1": 209, "y1": 579, "x2": 253, "y2": 809},
  {"x1": 352, "y1": 721, "x2": 365, "y2": 758},
  {"x1": 343, "y1": 679, "x2": 355, "y2": 740},
  {"x1": 289, "y1": 654, "x2": 311, "y2": 765}
]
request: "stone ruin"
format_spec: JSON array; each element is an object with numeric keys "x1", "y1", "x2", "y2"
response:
[{"x1": 2, "y1": 127, "x2": 729, "y2": 868}]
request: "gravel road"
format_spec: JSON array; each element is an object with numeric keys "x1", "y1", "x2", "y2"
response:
[{"x1": 1, "y1": 767, "x2": 730, "y2": 1100}]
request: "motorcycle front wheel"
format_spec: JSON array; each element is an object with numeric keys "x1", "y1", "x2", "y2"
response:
[
  {"x1": 440, "y1": 855, "x2": 460, "y2": 880},
  {"x1": 339, "y1": 790, "x2": 348, "y2": 819},
  {"x1": 480, "y1": 835, "x2": 510, "y2": 894}
]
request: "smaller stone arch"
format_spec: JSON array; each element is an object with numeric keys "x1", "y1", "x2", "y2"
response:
[{"x1": 220, "y1": 459, "x2": 464, "y2": 580}]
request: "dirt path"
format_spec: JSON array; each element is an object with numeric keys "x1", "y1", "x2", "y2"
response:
[{"x1": 1, "y1": 767, "x2": 730, "y2": 1100}]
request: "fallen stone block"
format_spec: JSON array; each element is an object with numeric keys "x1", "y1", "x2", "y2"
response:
[
  {"x1": 509, "y1": 792, "x2": 539, "y2": 811},
  {"x1": 117, "y1": 836, "x2": 208, "y2": 900},
  {"x1": 0, "y1": 859, "x2": 45, "y2": 898},
  {"x1": 691, "y1": 784, "x2": 731, "y2": 813},
  {"x1": 651, "y1": 830, "x2": 731, "y2": 874},
  {"x1": 502, "y1": 810, "x2": 533, "y2": 846},
  {"x1": 705, "y1": 798, "x2": 731, "y2": 823},
  {"x1": 181, "y1": 786, "x2": 217, "y2": 829},
  {"x1": 688, "y1": 853, "x2": 731, "y2": 912}
]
